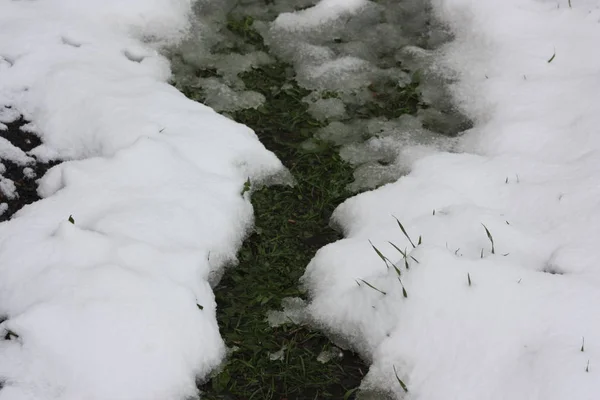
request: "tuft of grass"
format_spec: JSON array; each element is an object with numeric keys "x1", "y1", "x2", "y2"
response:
[
  {"x1": 3, "y1": 330, "x2": 18, "y2": 340},
  {"x1": 357, "y1": 279, "x2": 387, "y2": 296},
  {"x1": 240, "y1": 177, "x2": 251, "y2": 196},
  {"x1": 369, "y1": 240, "x2": 394, "y2": 270},
  {"x1": 387, "y1": 241, "x2": 419, "y2": 266}
]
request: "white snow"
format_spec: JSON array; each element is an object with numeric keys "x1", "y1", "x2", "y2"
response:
[
  {"x1": 272, "y1": 0, "x2": 368, "y2": 31},
  {"x1": 0, "y1": 1, "x2": 283, "y2": 399},
  {"x1": 0, "y1": 178, "x2": 16, "y2": 200},
  {"x1": 22, "y1": 167, "x2": 35, "y2": 179},
  {"x1": 302, "y1": 0, "x2": 600, "y2": 399},
  {"x1": 0, "y1": 137, "x2": 34, "y2": 165}
]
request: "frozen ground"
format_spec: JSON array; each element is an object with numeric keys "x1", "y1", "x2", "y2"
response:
[
  {"x1": 303, "y1": 0, "x2": 600, "y2": 398},
  {"x1": 0, "y1": 0, "x2": 283, "y2": 399}
]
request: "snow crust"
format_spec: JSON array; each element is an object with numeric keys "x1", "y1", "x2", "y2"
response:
[
  {"x1": 303, "y1": 0, "x2": 600, "y2": 398},
  {"x1": 0, "y1": 1, "x2": 283, "y2": 399}
]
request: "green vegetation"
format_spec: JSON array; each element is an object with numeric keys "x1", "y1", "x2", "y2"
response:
[
  {"x1": 171, "y1": 15, "x2": 426, "y2": 400},
  {"x1": 199, "y1": 60, "x2": 365, "y2": 400}
]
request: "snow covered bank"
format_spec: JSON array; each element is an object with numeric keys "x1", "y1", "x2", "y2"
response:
[
  {"x1": 0, "y1": 1, "x2": 283, "y2": 399},
  {"x1": 303, "y1": 0, "x2": 600, "y2": 398}
]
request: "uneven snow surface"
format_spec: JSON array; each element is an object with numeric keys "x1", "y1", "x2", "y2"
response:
[
  {"x1": 0, "y1": 1, "x2": 283, "y2": 399},
  {"x1": 303, "y1": 0, "x2": 600, "y2": 399}
]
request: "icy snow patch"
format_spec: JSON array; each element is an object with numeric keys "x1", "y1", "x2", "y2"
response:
[
  {"x1": 302, "y1": 0, "x2": 600, "y2": 398},
  {"x1": 0, "y1": 0, "x2": 284, "y2": 399}
]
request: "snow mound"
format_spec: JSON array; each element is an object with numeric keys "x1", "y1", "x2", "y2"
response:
[
  {"x1": 302, "y1": 0, "x2": 600, "y2": 399},
  {"x1": 0, "y1": 0, "x2": 283, "y2": 399}
]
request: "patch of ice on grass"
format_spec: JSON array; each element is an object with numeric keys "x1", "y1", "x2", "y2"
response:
[
  {"x1": 306, "y1": 97, "x2": 347, "y2": 121},
  {"x1": 199, "y1": 77, "x2": 266, "y2": 112},
  {"x1": 316, "y1": 347, "x2": 343, "y2": 364},
  {"x1": 268, "y1": 346, "x2": 287, "y2": 361},
  {"x1": 266, "y1": 297, "x2": 307, "y2": 327}
]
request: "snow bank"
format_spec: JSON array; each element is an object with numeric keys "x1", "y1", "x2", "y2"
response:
[
  {"x1": 303, "y1": 0, "x2": 600, "y2": 398},
  {"x1": 0, "y1": 0, "x2": 283, "y2": 399}
]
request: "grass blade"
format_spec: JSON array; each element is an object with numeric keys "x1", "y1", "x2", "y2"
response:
[
  {"x1": 481, "y1": 224, "x2": 495, "y2": 254},
  {"x1": 392, "y1": 216, "x2": 415, "y2": 248},
  {"x1": 358, "y1": 279, "x2": 387, "y2": 295},
  {"x1": 393, "y1": 365, "x2": 409, "y2": 392},
  {"x1": 369, "y1": 240, "x2": 392, "y2": 270},
  {"x1": 388, "y1": 241, "x2": 406, "y2": 257}
]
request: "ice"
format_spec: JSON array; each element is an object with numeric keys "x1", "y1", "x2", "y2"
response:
[
  {"x1": 171, "y1": 0, "x2": 468, "y2": 195},
  {"x1": 197, "y1": 77, "x2": 265, "y2": 112},
  {"x1": 316, "y1": 347, "x2": 343, "y2": 364},
  {"x1": 268, "y1": 347, "x2": 287, "y2": 361},
  {"x1": 306, "y1": 97, "x2": 347, "y2": 121},
  {"x1": 302, "y1": 0, "x2": 600, "y2": 398},
  {"x1": 0, "y1": 0, "x2": 284, "y2": 399},
  {"x1": 265, "y1": 297, "x2": 308, "y2": 327}
]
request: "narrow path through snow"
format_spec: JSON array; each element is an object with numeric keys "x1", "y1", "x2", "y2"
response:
[{"x1": 169, "y1": 1, "x2": 467, "y2": 398}]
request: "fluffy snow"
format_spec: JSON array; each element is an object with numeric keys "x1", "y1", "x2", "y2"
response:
[
  {"x1": 302, "y1": 0, "x2": 600, "y2": 399},
  {"x1": 0, "y1": 0, "x2": 283, "y2": 399}
]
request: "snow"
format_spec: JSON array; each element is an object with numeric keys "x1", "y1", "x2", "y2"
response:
[
  {"x1": 0, "y1": 0, "x2": 283, "y2": 399},
  {"x1": 0, "y1": 178, "x2": 16, "y2": 200},
  {"x1": 302, "y1": 0, "x2": 600, "y2": 399},
  {"x1": 4, "y1": 0, "x2": 600, "y2": 397},
  {"x1": 0, "y1": 137, "x2": 34, "y2": 165},
  {"x1": 22, "y1": 168, "x2": 35, "y2": 179},
  {"x1": 272, "y1": 0, "x2": 368, "y2": 31}
]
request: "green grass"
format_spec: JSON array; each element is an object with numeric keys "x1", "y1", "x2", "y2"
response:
[
  {"x1": 170, "y1": 14, "x2": 426, "y2": 400},
  {"x1": 198, "y1": 60, "x2": 366, "y2": 399}
]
